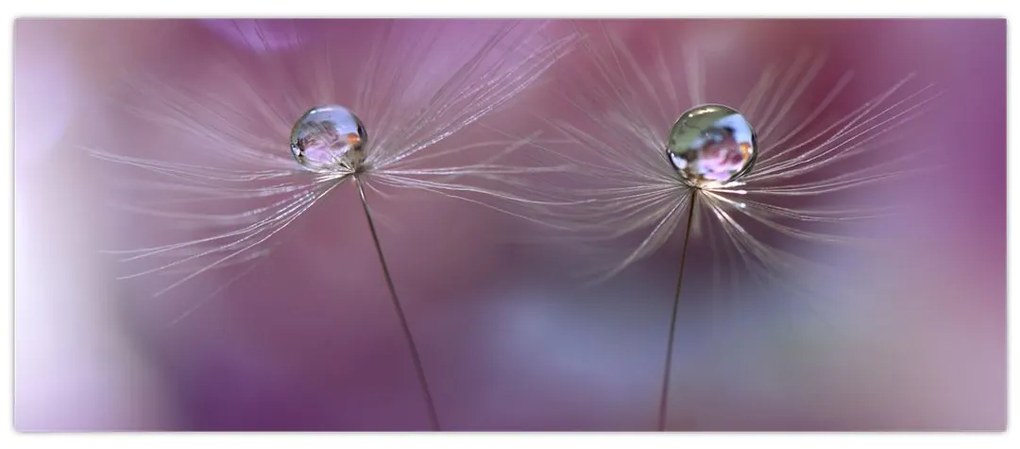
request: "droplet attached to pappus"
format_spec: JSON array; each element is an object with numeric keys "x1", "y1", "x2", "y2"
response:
[
  {"x1": 666, "y1": 104, "x2": 757, "y2": 187},
  {"x1": 290, "y1": 105, "x2": 367, "y2": 172}
]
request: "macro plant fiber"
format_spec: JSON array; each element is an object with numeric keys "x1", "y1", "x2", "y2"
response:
[{"x1": 13, "y1": 19, "x2": 1005, "y2": 431}]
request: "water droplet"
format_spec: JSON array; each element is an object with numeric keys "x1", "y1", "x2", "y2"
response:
[
  {"x1": 290, "y1": 105, "x2": 367, "y2": 172},
  {"x1": 666, "y1": 104, "x2": 757, "y2": 187}
]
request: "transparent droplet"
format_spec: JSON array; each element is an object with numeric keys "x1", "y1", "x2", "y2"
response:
[
  {"x1": 290, "y1": 105, "x2": 367, "y2": 172},
  {"x1": 666, "y1": 104, "x2": 757, "y2": 187}
]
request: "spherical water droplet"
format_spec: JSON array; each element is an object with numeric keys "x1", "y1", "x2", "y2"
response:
[
  {"x1": 290, "y1": 105, "x2": 367, "y2": 172},
  {"x1": 666, "y1": 104, "x2": 757, "y2": 187}
]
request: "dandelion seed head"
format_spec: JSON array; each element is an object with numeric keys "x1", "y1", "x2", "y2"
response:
[
  {"x1": 667, "y1": 104, "x2": 757, "y2": 188},
  {"x1": 289, "y1": 104, "x2": 367, "y2": 173},
  {"x1": 87, "y1": 20, "x2": 581, "y2": 299},
  {"x1": 518, "y1": 21, "x2": 939, "y2": 286}
]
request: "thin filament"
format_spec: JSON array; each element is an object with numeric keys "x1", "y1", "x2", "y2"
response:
[
  {"x1": 658, "y1": 188, "x2": 698, "y2": 431},
  {"x1": 354, "y1": 176, "x2": 442, "y2": 430}
]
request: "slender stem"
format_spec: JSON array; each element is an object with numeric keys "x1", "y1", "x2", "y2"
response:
[
  {"x1": 354, "y1": 176, "x2": 441, "y2": 431},
  {"x1": 657, "y1": 188, "x2": 698, "y2": 431}
]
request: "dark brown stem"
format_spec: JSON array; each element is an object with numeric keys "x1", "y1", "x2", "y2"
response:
[
  {"x1": 354, "y1": 176, "x2": 441, "y2": 431},
  {"x1": 657, "y1": 188, "x2": 698, "y2": 431}
]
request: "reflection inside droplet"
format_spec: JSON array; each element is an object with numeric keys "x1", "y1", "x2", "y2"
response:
[
  {"x1": 666, "y1": 104, "x2": 756, "y2": 187},
  {"x1": 290, "y1": 105, "x2": 367, "y2": 172}
]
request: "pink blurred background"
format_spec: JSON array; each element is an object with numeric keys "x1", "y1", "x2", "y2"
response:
[{"x1": 13, "y1": 19, "x2": 1005, "y2": 430}]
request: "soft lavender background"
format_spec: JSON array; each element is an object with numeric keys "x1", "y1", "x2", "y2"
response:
[{"x1": 13, "y1": 19, "x2": 1005, "y2": 430}]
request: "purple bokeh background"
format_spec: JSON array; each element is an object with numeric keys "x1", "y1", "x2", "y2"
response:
[{"x1": 14, "y1": 19, "x2": 1005, "y2": 430}]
